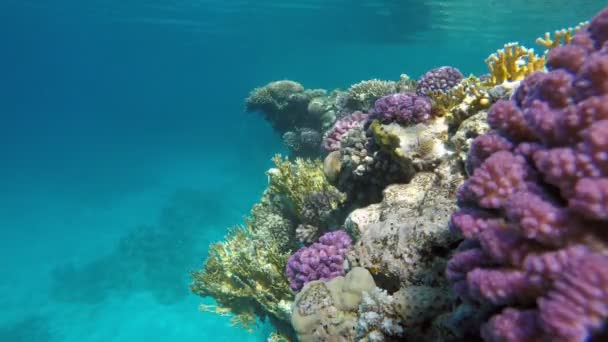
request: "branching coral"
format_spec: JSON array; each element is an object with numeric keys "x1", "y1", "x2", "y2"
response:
[
  {"x1": 267, "y1": 155, "x2": 344, "y2": 222},
  {"x1": 428, "y1": 76, "x2": 493, "y2": 121},
  {"x1": 536, "y1": 21, "x2": 588, "y2": 50},
  {"x1": 191, "y1": 226, "x2": 294, "y2": 331},
  {"x1": 446, "y1": 9, "x2": 608, "y2": 341},
  {"x1": 484, "y1": 42, "x2": 546, "y2": 86}
]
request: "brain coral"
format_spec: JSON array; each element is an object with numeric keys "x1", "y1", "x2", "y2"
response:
[
  {"x1": 417, "y1": 66, "x2": 464, "y2": 96},
  {"x1": 446, "y1": 8, "x2": 608, "y2": 342}
]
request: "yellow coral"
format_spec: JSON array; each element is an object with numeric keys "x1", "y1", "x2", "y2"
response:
[
  {"x1": 428, "y1": 76, "x2": 491, "y2": 123},
  {"x1": 267, "y1": 155, "x2": 341, "y2": 220},
  {"x1": 191, "y1": 225, "x2": 294, "y2": 331},
  {"x1": 369, "y1": 120, "x2": 402, "y2": 157},
  {"x1": 485, "y1": 42, "x2": 546, "y2": 86},
  {"x1": 536, "y1": 22, "x2": 588, "y2": 49}
]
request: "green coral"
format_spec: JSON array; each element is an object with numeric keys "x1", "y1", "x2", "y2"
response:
[
  {"x1": 191, "y1": 225, "x2": 294, "y2": 332},
  {"x1": 267, "y1": 155, "x2": 342, "y2": 221}
]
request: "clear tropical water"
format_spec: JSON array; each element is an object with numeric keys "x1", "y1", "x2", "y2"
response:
[{"x1": 0, "y1": 1, "x2": 605, "y2": 341}]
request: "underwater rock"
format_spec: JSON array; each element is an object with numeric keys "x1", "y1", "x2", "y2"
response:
[
  {"x1": 291, "y1": 267, "x2": 376, "y2": 342},
  {"x1": 346, "y1": 156, "x2": 464, "y2": 289},
  {"x1": 448, "y1": 110, "x2": 490, "y2": 166}
]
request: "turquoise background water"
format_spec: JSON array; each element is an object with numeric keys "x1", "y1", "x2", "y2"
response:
[{"x1": 0, "y1": 1, "x2": 605, "y2": 341}]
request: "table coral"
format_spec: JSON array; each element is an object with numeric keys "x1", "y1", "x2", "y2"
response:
[{"x1": 447, "y1": 8, "x2": 608, "y2": 341}]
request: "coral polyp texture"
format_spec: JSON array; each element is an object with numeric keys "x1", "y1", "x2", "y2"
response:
[
  {"x1": 416, "y1": 66, "x2": 465, "y2": 96},
  {"x1": 344, "y1": 79, "x2": 397, "y2": 112},
  {"x1": 369, "y1": 92, "x2": 433, "y2": 125},
  {"x1": 322, "y1": 111, "x2": 368, "y2": 152},
  {"x1": 285, "y1": 230, "x2": 352, "y2": 291},
  {"x1": 447, "y1": 8, "x2": 608, "y2": 342}
]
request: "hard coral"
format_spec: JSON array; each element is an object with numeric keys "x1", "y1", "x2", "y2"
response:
[
  {"x1": 245, "y1": 80, "x2": 326, "y2": 134},
  {"x1": 345, "y1": 79, "x2": 397, "y2": 112},
  {"x1": 322, "y1": 111, "x2": 368, "y2": 152},
  {"x1": 285, "y1": 230, "x2": 352, "y2": 291},
  {"x1": 485, "y1": 43, "x2": 546, "y2": 86},
  {"x1": 267, "y1": 155, "x2": 343, "y2": 222},
  {"x1": 447, "y1": 8, "x2": 608, "y2": 341},
  {"x1": 191, "y1": 226, "x2": 293, "y2": 331},
  {"x1": 368, "y1": 92, "x2": 433, "y2": 126},
  {"x1": 291, "y1": 267, "x2": 376, "y2": 342},
  {"x1": 417, "y1": 66, "x2": 464, "y2": 96}
]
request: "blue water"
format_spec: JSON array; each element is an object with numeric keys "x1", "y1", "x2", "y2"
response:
[{"x1": 0, "y1": 1, "x2": 605, "y2": 341}]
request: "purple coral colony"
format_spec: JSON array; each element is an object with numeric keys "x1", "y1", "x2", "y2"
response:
[{"x1": 191, "y1": 7, "x2": 608, "y2": 342}]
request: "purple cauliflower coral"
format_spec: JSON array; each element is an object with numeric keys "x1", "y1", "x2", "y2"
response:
[
  {"x1": 417, "y1": 66, "x2": 464, "y2": 96},
  {"x1": 368, "y1": 92, "x2": 433, "y2": 126},
  {"x1": 285, "y1": 230, "x2": 352, "y2": 291},
  {"x1": 323, "y1": 112, "x2": 368, "y2": 152},
  {"x1": 446, "y1": 8, "x2": 608, "y2": 342}
]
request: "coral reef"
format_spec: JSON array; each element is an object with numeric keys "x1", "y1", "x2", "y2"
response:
[
  {"x1": 345, "y1": 79, "x2": 397, "y2": 112},
  {"x1": 300, "y1": 189, "x2": 345, "y2": 229},
  {"x1": 331, "y1": 124, "x2": 415, "y2": 204},
  {"x1": 417, "y1": 66, "x2": 464, "y2": 96},
  {"x1": 357, "y1": 286, "x2": 451, "y2": 341},
  {"x1": 347, "y1": 157, "x2": 463, "y2": 289},
  {"x1": 447, "y1": 9, "x2": 608, "y2": 341},
  {"x1": 191, "y1": 225, "x2": 294, "y2": 332},
  {"x1": 291, "y1": 267, "x2": 376, "y2": 342},
  {"x1": 322, "y1": 111, "x2": 368, "y2": 152},
  {"x1": 536, "y1": 21, "x2": 588, "y2": 50},
  {"x1": 285, "y1": 230, "x2": 352, "y2": 291},
  {"x1": 368, "y1": 92, "x2": 433, "y2": 125},
  {"x1": 484, "y1": 42, "x2": 546, "y2": 86},
  {"x1": 245, "y1": 80, "x2": 327, "y2": 134},
  {"x1": 283, "y1": 127, "x2": 323, "y2": 158},
  {"x1": 267, "y1": 155, "x2": 344, "y2": 223}
]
